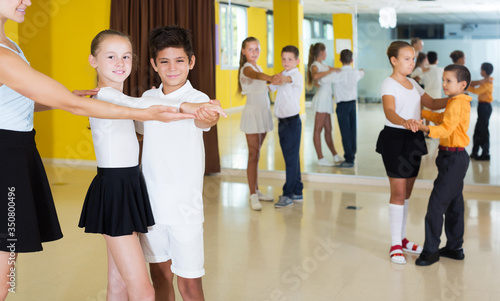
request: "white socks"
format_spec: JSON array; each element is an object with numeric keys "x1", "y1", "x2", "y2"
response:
[
  {"x1": 389, "y1": 203, "x2": 404, "y2": 246},
  {"x1": 401, "y1": 199, "x2": 409, "y2": 239}
]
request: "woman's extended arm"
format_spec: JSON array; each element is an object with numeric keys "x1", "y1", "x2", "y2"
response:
[{"x1": 0, "y1": 48, "x2": 192, "y2": 122}]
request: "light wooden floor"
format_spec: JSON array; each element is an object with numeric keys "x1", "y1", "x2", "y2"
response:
[{"x1": 6, "y1": 163, "x2": 500, "y2": 301}]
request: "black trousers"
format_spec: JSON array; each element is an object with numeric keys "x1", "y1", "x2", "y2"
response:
[
  {"x1": 472, "y1": 102, "x2": 492, "y2": 156},
  {"x1": 336, "y1": 100, "x2": 357, "y2": 163},
  {"x1": 423, "y1": 149, "x2": 469, "y2": 253}
]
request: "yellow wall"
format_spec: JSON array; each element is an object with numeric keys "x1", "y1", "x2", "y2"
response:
[
  {"x1": 18, "y1": 0, "x2": 111, "y2": 161},
  {"x1": 215, "y1": 3, "x2": 271, "y2": 109},
  {"x1": 4, "y1": 20, "x2": 18, "y2": 43},
  {"x1": 333, "y1": 14, "x2": 353, "y2": 68},
  {"x1": 273, "y1": 0, "x2": 305, "y2": 113}
]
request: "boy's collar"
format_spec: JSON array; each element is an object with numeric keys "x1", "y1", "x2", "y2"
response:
[{"x1": 158, "y1": 80, "x2": 192, "y2": 97}]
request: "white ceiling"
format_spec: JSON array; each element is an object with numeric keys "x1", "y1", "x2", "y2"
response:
[{"x1": 227, "y1": 0, "x2": 500, "y2": 24}]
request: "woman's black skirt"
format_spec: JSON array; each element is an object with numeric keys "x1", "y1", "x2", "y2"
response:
[
  {"x1": 0, "y1": 129, "x2": 63, "y2": 253},
  {"x1": 79, "y1": 165, "x2": 155, "y2": 236},
  {"x1": 376, "y1": 126, "x2": 428, "y2": 178}
]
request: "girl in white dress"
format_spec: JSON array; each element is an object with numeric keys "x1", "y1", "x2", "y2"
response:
[
  {"x1": 306, "y1": 43, "x2": 341, "y2": 166},
  {"x1": 238, "y1": 37, "x2": 281, "y2": 211}
]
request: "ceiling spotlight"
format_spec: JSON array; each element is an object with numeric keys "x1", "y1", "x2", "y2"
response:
[{"x1": 379, "y1": 7, "x2": 397, "y2": 29}]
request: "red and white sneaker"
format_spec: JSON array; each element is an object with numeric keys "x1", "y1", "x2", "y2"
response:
[
  {"x1": 402, "y1": 238, "x2": 423, "y2": 254},
  {"x1": 390, "y1": 245, "x2": 406, "y2": 264}
]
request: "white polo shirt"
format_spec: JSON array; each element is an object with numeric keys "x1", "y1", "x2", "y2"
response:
[
  {"x1": 141, "y1": 81, "x2": 209, "y2": 225},
  {"x1": 269, "y1": 67, "x2": 303, "y2": 119}
]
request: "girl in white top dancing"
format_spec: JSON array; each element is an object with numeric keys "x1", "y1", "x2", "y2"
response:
[
  {"x1": 306, "y1": 43, "x2": 341, "y2": 166},
  {"x1": 238, "y1": 37, "x2": 281, "y2": 211}
]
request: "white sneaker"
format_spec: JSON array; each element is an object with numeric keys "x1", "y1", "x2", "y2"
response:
[
  {"x1": 333, "y1": 154, "x2": 343, "y2": 163},
  {"x1": 317, "y1": 158, "x2": 334, "y2": 166},
  {"x1": 249, "y1": 194, "x2": 262, "y2": 211},
  {"x1": 257, "y1": 190, "x2": 274, "y2": 202}
]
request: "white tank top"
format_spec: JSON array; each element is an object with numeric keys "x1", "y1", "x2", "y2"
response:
[{"x1": 0, "y1": 38, "x2": 35, "y2": 132}]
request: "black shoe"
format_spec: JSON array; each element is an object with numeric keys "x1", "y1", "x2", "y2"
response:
[
  {"x1": 476, "y1": 154, "x2": 490, "y2": 161},
  {"x1": 470, "y1": 153, "x2": 478, "y2": 159},
  {"x1": 439, "y1": 247, "x2": 465, "y2": 260},
  {"x1": 415, "y1": 251, "x2": 439, "y2": 266}
]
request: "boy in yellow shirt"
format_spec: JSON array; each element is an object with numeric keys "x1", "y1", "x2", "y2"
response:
[
  {"x1": 414, "y1": 64, "x2": 472, "y2": 266},
  {"x1": 468, "y1": 62, "x2": 494, "y2": 161}
]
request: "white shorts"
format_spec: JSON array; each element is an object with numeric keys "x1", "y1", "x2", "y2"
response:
[{"x1": 139, "y1": 223, "x2": 205, "y2": 279}]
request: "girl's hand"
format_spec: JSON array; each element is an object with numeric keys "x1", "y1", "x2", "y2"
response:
[
  {"x1": 201, "y1": 103, "x2": 227, "y2": 117},
  {"x1": 210, "y1": 99, "x2": 222, "y2": 106},
  {"x1": 146, "y1": 105, "x2": 196, "y2": 122},
  {"x1": 329, "y1": 66, "x2": 341, "y2": 73},
  {"x1": 181, "y1": 102, "x2": 226, "y2": 117},
  {"x1": 195, "y1": 106, "x2": 220, "y2": 123},
  {"x1": 271, "y1": 73, "x2": 283, "y2": 85},
  {"x1": 73, "y1": 88, "x2": 100, "y2": 97},
  {"x1": 402, "y1": 119, "x2": 419, "y2": 132}
]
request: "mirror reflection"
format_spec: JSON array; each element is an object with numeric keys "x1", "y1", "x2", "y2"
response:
[{"x1": 217, "y1": 1, "x2": 500, "y2": 186}]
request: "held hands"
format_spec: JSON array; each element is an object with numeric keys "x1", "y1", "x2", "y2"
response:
[
  {"x1": 402, "y1": 119, "x2": 420, "y2": 133},
  {"x1": 146, "y1": 105, "x2": 196, "y2": 122},
  {"x1": 180, "y1": 101, "x2": 226, "y2": 118},
  {"x1": 271, "y1": 73, "x2": 283, "y2": 85},
  {"x1": 403, "y1": 119, "x2": 429, "y2": 133}
]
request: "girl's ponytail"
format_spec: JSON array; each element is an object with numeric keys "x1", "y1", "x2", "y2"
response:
[
  {"x1": 237, "y1": 37, "x2": 259, "y2": 94},
  {"x1": 306, "y1": 43, "x2": 325, "y2": 90}
]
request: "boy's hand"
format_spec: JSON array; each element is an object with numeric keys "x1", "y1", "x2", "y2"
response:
[
  {"x1": 271, "y1": 73, "x2": 283, "y2": 85},
  {"x1": 195, "y1": 106, "x2": 219, "y2": 124},
  {"x1": 180, "y1": 102, "x2": 226, "y2": 117},
  {"x1": 73, "y1": 88, "x2": 99, "y2": 98},
  {"x1": 146, "y1": 105, "x2": 196, "y2": 122},
  {"x1": 415, "y1": 119, "x2": 430, "y2": 133}
]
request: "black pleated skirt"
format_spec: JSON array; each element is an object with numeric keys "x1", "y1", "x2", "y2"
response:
[
  {"x1": 79, "y1": 165, "x2": 155, "y2": 236},
  {"x1": 376, "y1": 126, "x2": 428, "y2": 178},
  {"x1": 0, "y1": 129, "x2": 63, "y2": 252}
]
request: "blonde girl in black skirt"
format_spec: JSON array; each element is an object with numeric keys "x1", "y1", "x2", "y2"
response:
[
  {"x1": 376, "y1": 41, "x2": 448, "y2": 265},
  {"x1": 0, "y1": 2, "x2": 196, "y2": 299}
]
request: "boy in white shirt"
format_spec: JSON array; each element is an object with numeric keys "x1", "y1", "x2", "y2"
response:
[
  {"x1": 423, "y1": 51, "x2": 444, "y2": 98},
  {"x1": 138, "y1": 25, "x2": 221, "y2": 300},
  {"x1": 269, "y1": 45, "x2": 304, "y2": 208},
  {"x1": 320, "y1": 49, "x2": 364, "y2": 167}
]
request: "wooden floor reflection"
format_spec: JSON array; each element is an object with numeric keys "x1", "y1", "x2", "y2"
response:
[{"x1": 7, "y1": 164, "x2": 500, "y2": 300}]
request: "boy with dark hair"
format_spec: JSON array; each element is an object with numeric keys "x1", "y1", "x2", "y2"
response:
[
  {"x1": 269, "y1": 45, "x2": 304, "y2": 208},
  {"x1": 469, "y1": 62, "x2": 494, "y2": 161},
  {"x1": 319, "y1": 49, "x2": 364, "y2": 167},
  {"x1": 422, "y1": 51, "x2": 444, "y2": 98},
  {"x1": 415, "y1": 64, "x2": 472, "y2": 266},
  {"x1": 138, "y1": 25, "x2": 221, "y2": 300}
]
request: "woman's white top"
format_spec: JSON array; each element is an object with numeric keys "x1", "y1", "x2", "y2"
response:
[
  {"x1": 381, "y1": 77, "x2": 425, "y2": 129},
  {"x1": 90, "y1": 87, "x2": 180, "y2": 168},
  {"x1": 0, "y1": 39, "x2": 35, "y2": 132},
  {"x1": 239, "y1": 62, "x2": 273, "y2": 134},
  {"x1": 310, "y1": 61, "x2": 334, "y2": 114}
]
